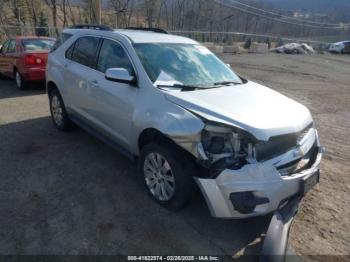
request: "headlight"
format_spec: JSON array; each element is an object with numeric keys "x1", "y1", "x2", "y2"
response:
[{"x1": 197, "y1": 122, "x2": 257, "y2": 167}]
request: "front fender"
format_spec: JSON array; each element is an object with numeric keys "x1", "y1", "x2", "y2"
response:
[{"x1": 131, "y1": 102, "x2": 204, "y2": 156}]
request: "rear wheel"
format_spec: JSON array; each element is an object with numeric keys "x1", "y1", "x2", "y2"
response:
[
  {"x1": 49, "y1": 88, "x2": 72, "y2": 131},
  {"x1": 14, "y1": 70, "x2": 26, "y2": 90},
  {"x1": 139, "y1": 143, "x2": 196, "y2": 211}
]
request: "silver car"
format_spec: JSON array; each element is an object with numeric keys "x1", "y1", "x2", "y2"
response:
[{"x1": 46, "y1": 27, "x2": 323, "y2": 219}]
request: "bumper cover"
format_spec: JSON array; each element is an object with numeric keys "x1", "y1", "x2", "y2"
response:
[
  {"x1": 195, "y1": 147, "x2": 322, "y2": 218},
  {"x1": 260, "y1": 195, "x2": 301, "y2": 261},
  {"x1": 22, "y1": 67, "x2": 46, "y2": 81}
]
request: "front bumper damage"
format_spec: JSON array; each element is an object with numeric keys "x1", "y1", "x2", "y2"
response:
[
  {"x1": 194, "y1": 143, "x2": 322, "y2": 219},
  {"x1": 259, "y1": 195, "x2": 301, "y2": 262}
]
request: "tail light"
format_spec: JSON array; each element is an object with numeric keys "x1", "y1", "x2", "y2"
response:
[{"x1": 24, "y1": 54, "x2": 44, "y2": 66}]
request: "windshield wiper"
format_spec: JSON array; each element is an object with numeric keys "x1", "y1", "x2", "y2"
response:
[
  {"x1": 157, "y1": 84, "x2": 207, "y2": 91},
  {"x1": 214, "y1": 81, "x2": 242, "y2": 86}
]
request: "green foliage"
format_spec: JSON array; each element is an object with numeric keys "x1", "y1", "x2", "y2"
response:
[
  {"x1": 36, "y1": 12, "x2": 49, "y2": 36},
  {"x1": 244, "y1": 38, "x2": 252, "y2": 49}
]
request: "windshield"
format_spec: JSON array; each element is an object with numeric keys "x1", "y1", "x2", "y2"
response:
[
  {"x1": 22, "y1": 39, "x2": 55, "y2": 51},
  {"x1": 133, "y1": 43, "x2": 242, "y2": 87}
]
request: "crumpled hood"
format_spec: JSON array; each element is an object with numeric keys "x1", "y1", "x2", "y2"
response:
[{"x1": 165, "y1": 81, "x2": 312, "y2": 141}]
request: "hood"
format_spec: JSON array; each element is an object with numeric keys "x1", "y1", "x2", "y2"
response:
[{"x1": 165, "y1": 81, "x2": 312, "y2": 141}]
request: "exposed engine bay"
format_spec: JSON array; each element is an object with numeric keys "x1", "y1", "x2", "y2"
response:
[{"x1": 190, "y1": 121, "x2": 317, "y2": 178}]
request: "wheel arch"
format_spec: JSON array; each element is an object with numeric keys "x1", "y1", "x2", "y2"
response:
[
  {"x1": 137, "y1": 127, "x2": 197, "y2": 163},
  {"x1": 13, "y1": 66, "x2": 18, "y2": 77},
  {"x1": 47, "y1": 81, "x2": 59, "y2": 96}
]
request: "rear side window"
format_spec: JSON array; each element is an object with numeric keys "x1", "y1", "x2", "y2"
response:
[
  {"x1": 65, "y1": 44, "x2": 74, "y2": 59},
  {"x1": 1, "y1": 40, "x2": 10, "y2": 54},
  {"x1": 7, "y1": 40, "x2": 16, "y2": 53},
  {"x1": 51, "y1": 33, "x2": 72, "y2": 52},
  {"x1": 22, "y1": 39, "x2": 55, "y2": 51},
  {"x1": 97, "y1": 39, "x2": 134, "y2": 75},
  {"x1": 71, "y1": 36, "x2": 100, "y2": 68}
]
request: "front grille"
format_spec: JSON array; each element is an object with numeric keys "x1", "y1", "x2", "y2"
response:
[
  {"x1": 255, "y1": 124, "x2": 313, "y2": 161},
  {"x1": 277, "y1": 143, "x2": 318, "y2": 175}
]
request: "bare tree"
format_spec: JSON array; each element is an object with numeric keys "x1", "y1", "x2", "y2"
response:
[{"x1": 44, "y1": 0, "x2": 59, "y2": 36}]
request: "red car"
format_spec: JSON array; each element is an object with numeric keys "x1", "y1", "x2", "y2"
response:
[{"x1": 0, "y1": 36, "x2": 55, "y2": 90}]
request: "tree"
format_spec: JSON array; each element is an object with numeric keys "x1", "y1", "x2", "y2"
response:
[
  {"x1": 44, "y1": 0, "x2": 59, "y2": 36},
  {"x1": 36, "y1": 11, "x2": 49, "y2": 36}
]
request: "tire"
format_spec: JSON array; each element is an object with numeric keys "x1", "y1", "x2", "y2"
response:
[
  {"x1": 49, "y1": 88, "x2": 72, "y2": 131},
  {"x1": 14, "y1": 70, "x2": 27, "y2": 90},
  {"x1": 138, "y1": 143, "x2": 196, "y2": 211}
]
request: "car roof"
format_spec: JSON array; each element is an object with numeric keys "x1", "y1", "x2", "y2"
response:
[
  {"x1": 63, "y1": 28, "x2": 198, "y2": 44},
  {"x1": 13, "y1": 36, "x2": 55, "y2": 40}
]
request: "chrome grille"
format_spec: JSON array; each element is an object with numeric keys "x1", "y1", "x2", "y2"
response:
[{"x1": 255, "y1": 124, "x2": 313, "y2": 161}]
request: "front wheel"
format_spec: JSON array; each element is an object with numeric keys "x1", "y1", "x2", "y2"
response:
[{"x1": 138, "y1": 143, "x2": 196, "y2": 211}]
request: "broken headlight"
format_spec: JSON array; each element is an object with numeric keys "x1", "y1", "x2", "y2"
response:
[{"x1": 197, "y1": 122, "x2": 257, "y2": 173}]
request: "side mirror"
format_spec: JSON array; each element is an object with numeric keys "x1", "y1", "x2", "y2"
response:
[{"x1": 105, "y1": 68, "x2": 136, "y2": 85}]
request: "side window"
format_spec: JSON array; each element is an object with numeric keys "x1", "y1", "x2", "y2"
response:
[
  {"x1": 52, "y1": 33, "x2": 72, "y2": 52},
  {"x1": 71, "y1": 36, "x2": 100, "y2": 68},
  {"x1": 97, "y1": 39, "x2": 134, "y2": 75},
  {"x1": 1, "y1": 40, "x2": 10, "y2": 54},
  {"x1": 65, "y1": 43, "x2": 75, "y2": 59},
  {"x1": 7, "y1": 40, "x2": 16, "y2": 53}
]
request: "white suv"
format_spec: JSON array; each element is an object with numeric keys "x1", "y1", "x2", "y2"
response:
[{"x1": 47, "y1": 26, "x2": 322, "y2": 219}]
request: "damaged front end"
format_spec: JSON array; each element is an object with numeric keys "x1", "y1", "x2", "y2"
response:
[
  {"x1": 196, "y1": 121, "x2": 258, "y2": 177},
  {"x1": 173, "y1": 119, "x2": 322, "y2": 219}
]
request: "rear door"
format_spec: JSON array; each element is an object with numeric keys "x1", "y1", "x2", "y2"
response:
[{"x1": 62, "y1": 36, "x2": 101, "y2": 124}]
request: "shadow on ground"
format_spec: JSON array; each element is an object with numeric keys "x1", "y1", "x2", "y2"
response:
[
  {"x1": 0, "y1": 116, "x2": 271, "y2": 256},
  {"x1": 0, "y1": 78, "x2": 45, "y2": 99}
]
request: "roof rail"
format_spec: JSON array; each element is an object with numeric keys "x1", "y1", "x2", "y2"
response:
[
  {"x1": 124, "y1": 27, "x2": 168, "y2": 34},
  {"x1": 69, "y1": 24, "x2": 113, "y2": 31}
]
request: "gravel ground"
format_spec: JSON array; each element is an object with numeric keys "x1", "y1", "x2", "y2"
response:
[{"x1": 0, "y1": 53, "x2": 349, "y2": 258}]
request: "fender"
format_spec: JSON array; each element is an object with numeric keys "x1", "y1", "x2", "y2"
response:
[{"x1": 131, "y1": 101, "x2": 205, "y2": 156}]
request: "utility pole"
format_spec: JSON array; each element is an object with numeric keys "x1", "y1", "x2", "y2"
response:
[{"x1": 90, "y1": 0, "x2": 101, "y2": 24}]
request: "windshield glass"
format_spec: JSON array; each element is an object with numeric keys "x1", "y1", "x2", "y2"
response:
[
  {"x1": 22, "y1": 39, "x2": 55, "y2": 51},
  {"x1": 133, "y1": 43, "x2": 242, "y2": 87}
]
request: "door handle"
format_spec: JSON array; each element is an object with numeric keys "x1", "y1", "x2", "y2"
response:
[
  {"x1": 63, "y1": 63, "x2": 69, "y2": 68},
  {"x1": 91, "y1": 80, "x2": 99, "y2": 88}
]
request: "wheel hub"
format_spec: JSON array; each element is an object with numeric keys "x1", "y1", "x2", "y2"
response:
[
  {"x1": 51, "y1": 96, "x2": 63, "y2": 126},
  {"x1": 143, "y1": 152, "x2": 175, "y2": 201}
]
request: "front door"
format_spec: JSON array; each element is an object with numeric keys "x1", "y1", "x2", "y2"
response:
[{"x1": 89, "y1": 38, "x2": 138, "y2": 150}]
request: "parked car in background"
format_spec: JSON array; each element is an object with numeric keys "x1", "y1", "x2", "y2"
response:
[
  {"x1": 329, "y1": 41, "x2": 350, "y2": 54},
  {"x1": 0, "y1": 36, "x2": 55, "y2": 89}
]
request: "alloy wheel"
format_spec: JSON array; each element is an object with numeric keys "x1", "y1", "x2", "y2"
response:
[
  {"x1": 51, "y1": 95, "x2": 64, "y2": 126},
  {"x1": 143, "y1": 152, "x2": 176, "y2": 201}
]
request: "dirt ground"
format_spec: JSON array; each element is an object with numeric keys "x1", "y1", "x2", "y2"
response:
[
  {"x1": 0, "y1": 53, "x2": 349, "y2": 258},
  {"x1": 221, "y1": 53, "x2": 350, "y2": 257}
]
